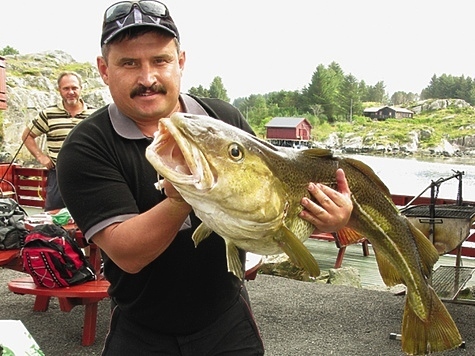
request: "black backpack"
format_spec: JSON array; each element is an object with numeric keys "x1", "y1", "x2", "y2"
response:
[
  {"x1": 22, "y1": 224, "x2": 96, "y2": 288},
  {"x1": 0, "y1": 198, "x2": 29, "y2": 250}
]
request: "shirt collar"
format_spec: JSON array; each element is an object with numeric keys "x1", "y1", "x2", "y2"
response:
[
  {"x1": 109, "y1": 94, "x2": 208, "y2": 140},
  {"x1": 58, "y1": 98, "x2": 87, "y2": 112}
]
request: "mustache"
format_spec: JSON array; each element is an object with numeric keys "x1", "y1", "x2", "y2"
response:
[{"x1": 130, "y1": 84, "x2": 167, "y2": 98}]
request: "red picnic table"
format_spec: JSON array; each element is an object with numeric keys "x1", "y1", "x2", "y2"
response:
[{"x1": 5, "y1": 212, "x2": 110, "y2": 346}]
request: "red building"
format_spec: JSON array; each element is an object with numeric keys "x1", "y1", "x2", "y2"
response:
[
  {"x1": 265, "y1": 117, "x2": 312, "y2": 147},
  {"x1": 0, "y1": 56, "x2": 6, "y2": 110}
]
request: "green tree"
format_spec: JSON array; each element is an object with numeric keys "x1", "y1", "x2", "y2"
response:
[
  {"x1": 208, "y1": 76, "x2": 230, "y2": 102},
  {"x1": 359, "y1": 80, "x2": 369, "y2": 102},
  {"x1": 365, "y1": 81, "x2": 387, "y2": 103},
  {"x1": 189, "y1": 76, "x2": 230, "y2": 102},
  {"x1": 391, "y1": 91, "x2": 419, "y2": 105},
  {"x1": 304, "y1": 63, "x2": 344, "y2": 122},
  {"x1": 0, "y1": 46, "x2": 19, "y2": 56},
  {"x1": 340, "y1": 74, "x2": 363, "y2": 121},
  {"x1": 243, "y1": 94, "x2": 269, "y2": 129},
  {"x1": 265, "y1": 90, "x2": 302, "y2": 117},
  {"x1": 187, "y1": 85, "x2": 209, "y2": 98},
  {"x1": 421, "y1": 74, "x2": 475, "y2": 105}
]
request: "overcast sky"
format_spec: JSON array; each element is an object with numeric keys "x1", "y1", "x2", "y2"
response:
[{"x1": 1, "y1": 0, "x2": 473, "y2": 101}]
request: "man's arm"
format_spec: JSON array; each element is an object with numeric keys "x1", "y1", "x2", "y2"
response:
[
  {"x1": 91, "y1": 181, "x2": 191, "y2": 274},
  {"x1": 21, "y1": 127, "x2": 54, "y2": 169}
]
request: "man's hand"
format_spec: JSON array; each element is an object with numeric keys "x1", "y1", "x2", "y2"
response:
[
  {"x1": 37, "y1": 154, "x2": 54, "y2": 170},
  {"x1": 299, "y1": 168, "x2": 353, "y2": 233},
  {"x1": 161, "y1": 179, "x2": 189, "y2": 205}
]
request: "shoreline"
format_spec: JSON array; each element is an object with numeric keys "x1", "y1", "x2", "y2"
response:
[{"x1": 342, "y1": 151, "x2": 475, "y2": 165}]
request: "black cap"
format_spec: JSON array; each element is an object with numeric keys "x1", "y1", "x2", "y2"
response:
[{"x1": 101, "y1": 1, "x2": 180, "y2": 47}]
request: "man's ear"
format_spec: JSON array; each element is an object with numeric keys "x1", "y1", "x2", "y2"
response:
[
  {"x1": 179, "y1": 50, "x2": 186, "y2": 73},
  {"x1": 96, "y1": 56, "x2": 109, "y2": 85}
]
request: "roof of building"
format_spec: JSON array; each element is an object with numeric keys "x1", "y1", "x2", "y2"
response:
[
  {"x1": 363, "y1": 106, "x2": 414, "y2": 114},
  {"x1": 265, "y1": 117, "x2": 311, "y2": 128}
]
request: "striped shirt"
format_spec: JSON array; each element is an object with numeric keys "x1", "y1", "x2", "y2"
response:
[{"x1": 28, "y1": 99, "x2": 96, "y2": 164}]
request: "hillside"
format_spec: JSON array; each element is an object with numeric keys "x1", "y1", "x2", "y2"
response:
[
  {"x1": 311, "y1": 100, "x2": 475, "y2": 157},
  {"x1": 2, "y1": 50, "x2": 475, "y2": 163}
]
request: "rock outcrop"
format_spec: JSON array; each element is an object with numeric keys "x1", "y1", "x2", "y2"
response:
[{"x1": 410, "y1": 98, "x2": 471, "y2": 114}]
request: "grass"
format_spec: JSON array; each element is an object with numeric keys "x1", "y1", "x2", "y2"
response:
[{"x1": 311, "y1": 106, "x2": 475, "y2": 149}]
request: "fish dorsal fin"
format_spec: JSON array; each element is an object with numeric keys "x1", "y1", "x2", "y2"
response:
[
  {"x1": 344, "y1": 157, "x2": 391, "y2": 197},
  {"x1": 301, "y1": 148, "x2": 334, "y2": 159},
  {"x1": 277, "y1": 226, "x2": 320, "y2": 277},
  {"x1": 192, "y1": 223, "x2": 213, "y2": 247}
]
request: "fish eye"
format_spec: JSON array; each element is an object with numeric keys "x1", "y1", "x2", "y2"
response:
[{"x1": 228, "y1": 143, "x2": 244, "y2": 161}]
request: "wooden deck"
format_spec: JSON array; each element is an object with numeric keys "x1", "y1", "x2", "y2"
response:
[{"x1": 304, "y1": 238, "x2": 475, "y2": 292}]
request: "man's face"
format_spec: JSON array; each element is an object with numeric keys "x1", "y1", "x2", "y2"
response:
[
  {"x1": 59, "y1": 75, "x2": 81, "y2": 106},
  {"x1": 97, "y1": 31, "x2": 185, "y2": 125}
]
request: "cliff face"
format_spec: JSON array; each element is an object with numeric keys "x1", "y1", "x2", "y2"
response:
[{"x1": 0, "y1": 50, "x2": 112, "y2": 164}]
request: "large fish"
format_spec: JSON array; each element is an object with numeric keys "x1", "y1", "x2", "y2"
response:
[{"x1": 146, "y1": 113, "x2": 462, "y2": 355}]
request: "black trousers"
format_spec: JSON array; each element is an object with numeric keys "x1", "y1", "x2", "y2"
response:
[
  {"x1": 45, "y1": 168, "x2": 65, "y2": 211},
  {"x1": 102, "y1": 289, "x2": 265, "y2": 356}
]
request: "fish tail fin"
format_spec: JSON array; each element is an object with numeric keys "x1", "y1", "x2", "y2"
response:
[
  {"x1": 402, "y1": 287, "x2": 462, "y2": 355},
  {"x1": 279, "y1": 226, "x2": 320, "y2": 277}
]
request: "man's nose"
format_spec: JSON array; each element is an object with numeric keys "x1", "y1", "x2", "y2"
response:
[{"x1": 138, "y1": 65, "x2": 158, "y2": 87}]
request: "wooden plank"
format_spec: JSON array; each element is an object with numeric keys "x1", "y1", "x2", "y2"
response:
[
  {"x1": 12, "y1": 166, "x2": 47, "y2": 208},
  {"x1": 0, "y1": 163, "x2": 16, "y2": 192}
]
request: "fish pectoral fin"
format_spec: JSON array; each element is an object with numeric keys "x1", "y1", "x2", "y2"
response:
[
  {"x1": 408, "y1": 219, "x2": 439, "y2": 277},
  {"x1": 192, "y1": 223, "x2": 213, "y2": 247},
  {"x1": 335, "y1": 227, "x2": 365, "y2": 246},
  {"x1": 277, "y1": 226, "x2": 320, "y2": 277},
  {"x1": 226, "y1": 242, "x2": 244, "y2": 280},
  {"x1": 373, "y1": 250, "x2": 404, "y2": 286},
  {"x1": 401, "y1": 286, "x2": 462, "y2": 355}
]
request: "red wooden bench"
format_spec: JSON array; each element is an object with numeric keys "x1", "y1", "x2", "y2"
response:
[
  {"x1": 7, "y1": 226, "x2": 110, "y2": 346},
  {"x1": 8, "y1": 277, "x2": 109, "y2": 345},
  {"x1": 12, "y1": 166, "x2": 47, "y2": 208},
  {"x1": 310, "y1": 230, "x2": 370, "y2": 268},
  {"x1": 0, "y1": 249, "x2": 22, "y2": 271}
]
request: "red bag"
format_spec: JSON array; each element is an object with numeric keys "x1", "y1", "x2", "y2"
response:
[{"x1": 21, "y1": 224, "x2": 95, "y2": 288}]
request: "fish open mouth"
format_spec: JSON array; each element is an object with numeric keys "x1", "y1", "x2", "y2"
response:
[{"x1": 146, "y1": 116, "x2": 216, "y2": 191}]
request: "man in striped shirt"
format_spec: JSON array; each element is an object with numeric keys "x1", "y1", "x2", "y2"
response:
[{"x1": 21, "y1": 71, "x2": 96, "y2": 211}]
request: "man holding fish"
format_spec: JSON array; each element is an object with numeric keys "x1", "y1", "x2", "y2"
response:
[{"x1": 56, "y1": 1, "x2": 352, "y2": 355}]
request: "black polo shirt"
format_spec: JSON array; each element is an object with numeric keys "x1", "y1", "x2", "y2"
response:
[{"x1": 57, "y1": 94, "x2": 254, "y2": 334}]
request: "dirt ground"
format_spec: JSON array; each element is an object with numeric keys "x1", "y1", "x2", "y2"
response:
[{"x1": 1, "y1": 268, "x2": 474, "y2": 356}]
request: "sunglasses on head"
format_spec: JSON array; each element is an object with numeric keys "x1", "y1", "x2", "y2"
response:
[{"x1": 104, "y1": 0, "x2": 168, "y2": 23}]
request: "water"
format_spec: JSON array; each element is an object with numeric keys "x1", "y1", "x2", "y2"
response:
[{"x1": 348, "y1": 154, "x2": 475, "y2": 202}]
